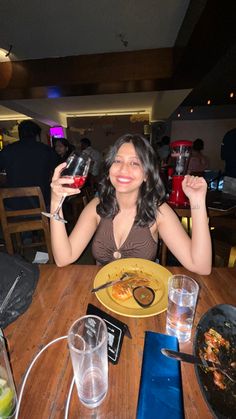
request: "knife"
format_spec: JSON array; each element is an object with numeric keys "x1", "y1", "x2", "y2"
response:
[
  {"x1": 161, "y1": 348, "x2": 235, "y2": 382},
  {"x1": 161, "y1": 348, "x2": 218, "y2": 368},
  {"x1": 91, "y1": 272, "x2": 131, "y2": 293}
]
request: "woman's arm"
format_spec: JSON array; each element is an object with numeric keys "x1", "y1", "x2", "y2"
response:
[
  {"x1": 157, "y1": 175, "x2": 212, "y2": 274},
  {"x1": 50, "y1": 163, "x2": 99, "y2": 266}
]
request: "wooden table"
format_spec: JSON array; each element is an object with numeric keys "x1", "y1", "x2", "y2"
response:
[{"x1": 4, "y1": 265, "x2": 236, "y2": 418}]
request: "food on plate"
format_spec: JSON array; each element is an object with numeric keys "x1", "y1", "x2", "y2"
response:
[
  {"x1": 201, "y1": 328, "x2": 231, "y2": 390},
  {"x1": 133, "y1": 286, "x2": 155, "y2": 307},
  {"x1": 111, "y1": 273, "x2": 151, "y2": 302},
  {"x1": 111, "y1": 281, "x2": 133, "y2": 301}
]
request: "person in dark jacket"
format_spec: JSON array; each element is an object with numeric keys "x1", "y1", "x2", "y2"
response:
[
  {"x1": 0, "y1": 120, "x2": 57, "y2": 208},
  {"x1": 221, "y1": 128, "x2": 236, "y2": 178}
]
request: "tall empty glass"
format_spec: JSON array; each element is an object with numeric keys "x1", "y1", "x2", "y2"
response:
[
  {"x1": 0, "y1": 336, "x2": 17, "y2": 418},
  {"x1": 68, "y1": 315, "x2": 108, "y2": 409},
  {"x1": 166, "y1": 275, "x2": 199, "y2": 343}
]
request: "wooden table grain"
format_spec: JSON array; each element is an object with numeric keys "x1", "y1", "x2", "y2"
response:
[{"x1": 4, "y1": 265, "x2": 236, "y2": 419}]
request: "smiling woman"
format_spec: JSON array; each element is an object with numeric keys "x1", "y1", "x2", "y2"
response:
[{"x1": 49, "y1": 133, "x2": 212, "y2": 274}]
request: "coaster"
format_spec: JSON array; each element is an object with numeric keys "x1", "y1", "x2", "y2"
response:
[{"x1": 86, "y1": 303, "x2": 131, "y2": 364}]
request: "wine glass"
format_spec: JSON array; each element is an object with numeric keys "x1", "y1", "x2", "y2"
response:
[{"x1": 42, "y1": 152, "x2": 91, "y2": 223}]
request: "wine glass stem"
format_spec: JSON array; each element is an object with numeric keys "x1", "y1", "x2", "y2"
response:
[{"x1": 55, "y1": 195, "x2": 66, "y2": 215}]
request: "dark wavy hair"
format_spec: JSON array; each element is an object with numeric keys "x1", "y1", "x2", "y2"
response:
[{"x1": 97, "y1": 133, "x2": 166, "y2": 226}]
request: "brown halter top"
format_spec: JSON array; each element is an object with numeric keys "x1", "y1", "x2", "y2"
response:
[{"x1": 92, "y1": 217, "x2": 157, "y2": 265}]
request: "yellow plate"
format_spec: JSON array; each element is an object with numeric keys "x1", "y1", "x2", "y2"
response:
[{"x1": 93, "y1": 258, "x2": 172, "y2": 318}]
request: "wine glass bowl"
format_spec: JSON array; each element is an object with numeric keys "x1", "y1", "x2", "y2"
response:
[
  {"x1": 60, "y1": 154, "x2": 90, "y2": 189},
  {"x1": 42, "y1": 152, "x2": 91, "y2": 223}
]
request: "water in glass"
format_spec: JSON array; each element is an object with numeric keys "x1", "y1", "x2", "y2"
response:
[
  {"x1": 166, "y1": 288, "x2": 195, "y2": 342},
  {"x1": 166, "y1": 275, "x2": 199, "y2": 343},
  {"x1": 77, "y1": 366, "x2": 108, "y2": 408}
]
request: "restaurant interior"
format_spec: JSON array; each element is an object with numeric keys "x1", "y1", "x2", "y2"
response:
[
  {"x1": 0, "y1": 0, "x2": 235, "y2": 266},
  {"x1": 0, "y1": 2, "x2": 236, "y2": 418}
]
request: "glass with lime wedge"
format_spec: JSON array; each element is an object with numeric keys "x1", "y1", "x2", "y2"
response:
[
  {"x1": 0, "y1": 382, "x2": 15, "y2": 418},
  {"x1": 0, "y1": 337, "x2": 17, "y2": 419}
]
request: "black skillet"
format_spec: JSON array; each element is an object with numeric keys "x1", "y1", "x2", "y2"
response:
[{"x1": 193, "y1": 304, "x2": 236, "y2": 419}]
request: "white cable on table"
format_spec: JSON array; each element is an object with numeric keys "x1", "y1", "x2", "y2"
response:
[
  {"x1": 64, "y1": 377, "x2": 75, "y2": 419},
  {"x1": 15, "y1": 335, "x2": 68, "y2": 419}
]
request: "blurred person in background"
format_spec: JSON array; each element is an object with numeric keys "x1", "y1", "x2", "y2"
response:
[
  {"x1": 156, "y1": 136, "x2": 171, "y2": 192},
  {"x1": 221, "y1": 128, "x2": 236, "y2": 178},
  {"x1": 187, "y1": 138, "x2": 209, "y2": 175},
  {"x1": 157, "y1": 136, "x2": 171, "y2": 165},
  {"x1": 53, "y1": 137, "x2": 75, "y2": 164},
  {"x1": 80, "y1": 137, "x2": 102, "y2": 191}
]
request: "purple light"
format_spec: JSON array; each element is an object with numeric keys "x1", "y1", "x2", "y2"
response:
[{"x1": 50, "y1": 126, "x2": 64, "y2": 138}]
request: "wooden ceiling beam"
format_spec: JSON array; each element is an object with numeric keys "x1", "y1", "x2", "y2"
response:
[
  {"x1": 0, "y1": 48, "x2": 174, "y2": 100},
  {"x1": 0, "y1": 0, "x2": 234, "y2": 106}
]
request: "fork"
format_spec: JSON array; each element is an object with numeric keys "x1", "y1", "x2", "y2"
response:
[{"x1": 0, "y1": 271, "x2": 23, "y2": 314}]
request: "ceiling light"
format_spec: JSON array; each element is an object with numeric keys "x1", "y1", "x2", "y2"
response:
[
  {"x1": 67, "y1": 110, "x2": 148, "y2": 118},
  {"x1": 0, "y1": 115, "x2": 31, "y2": 121},
  {"x1": 5, "y1": 44, "x2": 12, "y2": 57},
  {"x1": 207, "y1": 99, "x2": 211, "y2": 105},
  {"x1": 190, "y1": 108, "x2": 193, "y2": 113},
  {"x1": 0, "y1": 48, "x2": 10, "y2": 62},
  {"x1": 230, "y1": 92, "x2": 234, "y2": 98},
  {"x1": 0, "y1": 45, "x2": 14, "y2": 62},
  {"x1": 177, "y1": 113, "x2": 181, "y2": 118}
]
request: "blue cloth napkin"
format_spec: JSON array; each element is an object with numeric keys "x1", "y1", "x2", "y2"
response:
[{"x1": 136, "y1": 331, "x2": 184, "y2": 419}]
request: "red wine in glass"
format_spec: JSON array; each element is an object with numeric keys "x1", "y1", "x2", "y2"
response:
[
  {"x1": 62, "y1": 175, "x2": 87, "y2": 189},
  {"x1": 42, "y1": 153, "x2": 91, "y2": 223}
]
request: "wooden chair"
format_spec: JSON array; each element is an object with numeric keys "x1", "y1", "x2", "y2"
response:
[
  {"x1": 157, "y1": 237, "x2": 168, "y2": 266},
  {"x1": 0, "y1": 186, "x2": 54, "y2": 263},
  {"x1": 70, "y1": 194, "x2": 88, "y2": 222},
  {"x1": 157, "y1": 211, "x2": 192, "y2": 266},
  {"x1": 210, "y1": 211, "x2": 236, "y2": 266},
  {"x1": 65, "y1": 186, "x2": 94, "y2": 229},
  {"x1": 211, "y1": 226, "x2": 236, "y2": 267}
]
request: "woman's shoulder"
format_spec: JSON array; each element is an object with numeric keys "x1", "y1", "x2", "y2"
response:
[
  {"x1": 156, "y1": 202, "x2": 176, "y2": 222},
  {"x1": 77, "y1": 196, "x2": 100, "y2": 225},
  {"x1": 87, "y1": 196, "x2": 101, "y2": 218},
  {"x1": 148, "y1": 201, "x2": 170, "y2": 234}
]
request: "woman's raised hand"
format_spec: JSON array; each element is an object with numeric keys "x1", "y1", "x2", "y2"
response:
[
  {"x1": 50, "y1": 163, "x2": 82, "y2": 200},
  {"x1": 182, "y1": 175, "x2": 207, "y2": 203}
]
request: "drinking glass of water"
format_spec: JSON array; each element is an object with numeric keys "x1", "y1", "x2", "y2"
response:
[
  {"x1": 68, "y1": 315, "x2": 108, "y2": 409},
  {"x1": 166, "y1": 275, "x2": 199, "y2": 343}
]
